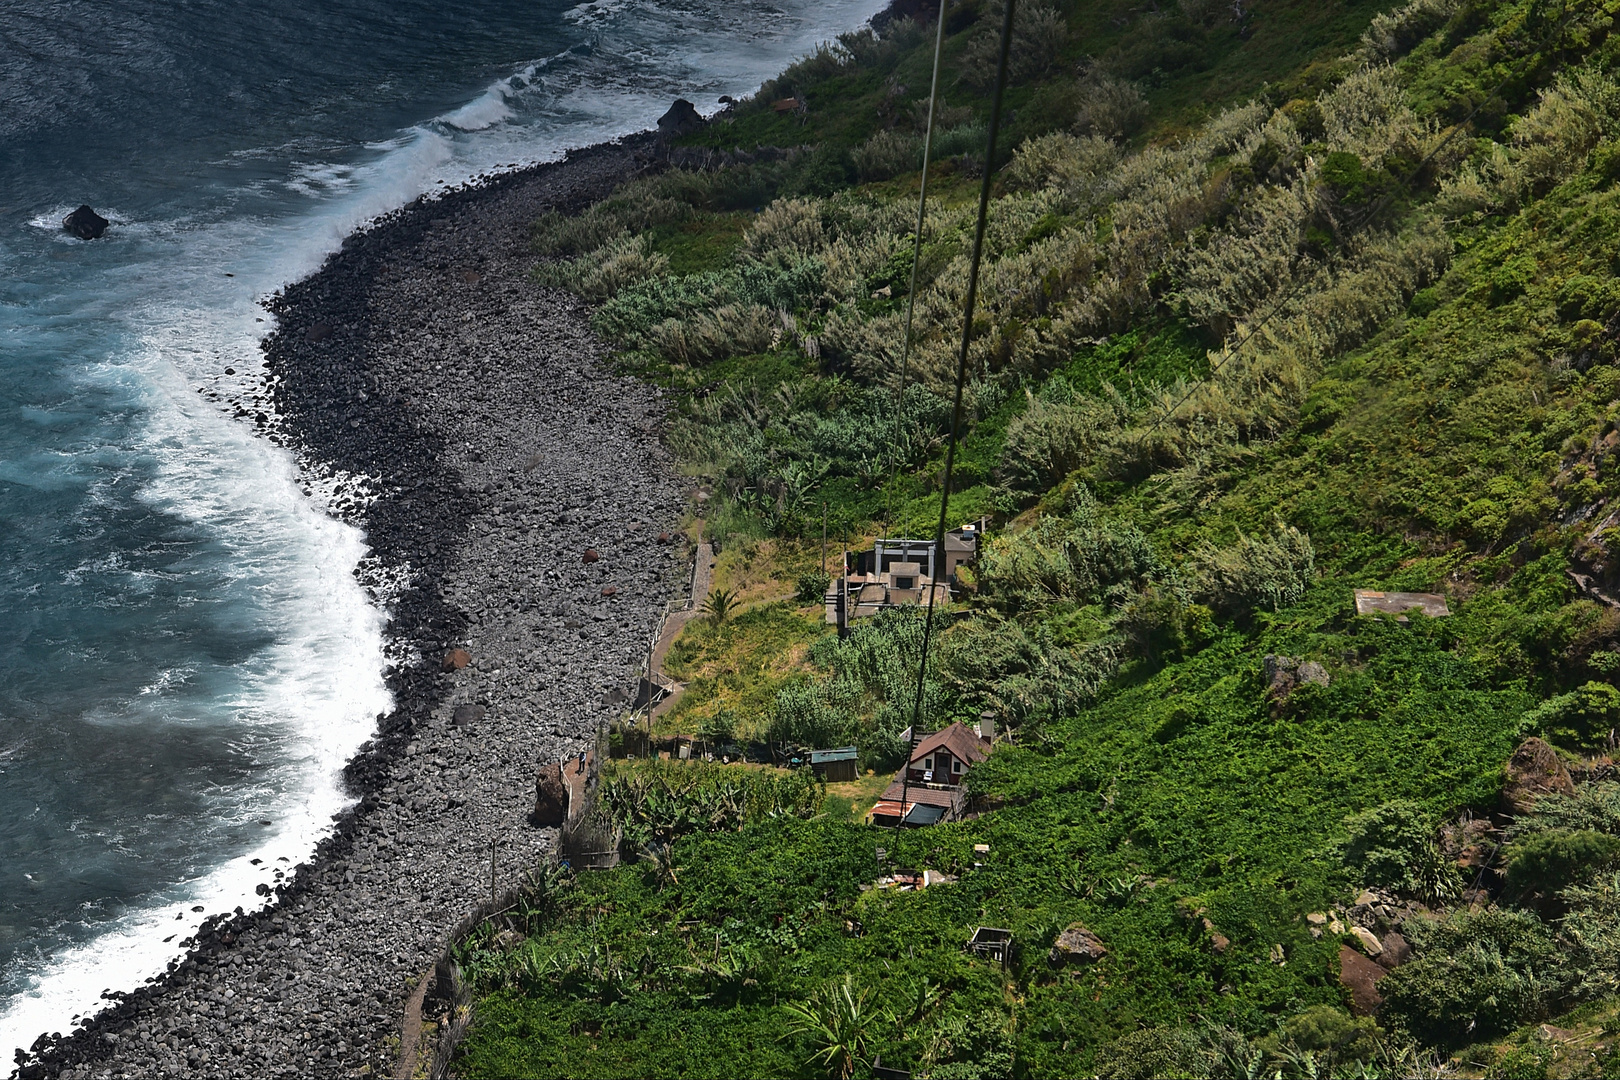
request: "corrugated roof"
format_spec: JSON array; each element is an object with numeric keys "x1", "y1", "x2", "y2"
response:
[
  {"x1": 810, "y1": 746, "x2": 859, "y2": 763},
  {"x1": 878, "y1": 781, "x2": 965, "y2": 808},
  {"x1": 911, "y1": 722, "x2": 989, "y2": 768}
]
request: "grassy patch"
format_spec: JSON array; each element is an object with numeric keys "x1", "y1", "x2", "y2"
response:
[
  {"x1": 657, "y1": 602, "x2": 830, "y2": 739},
  {"x1": 821, "y1": 769, "x2": 892, "y2": 823},
  {"x1": 648, "y1": 213, "x2": 751, "y2": 275}
]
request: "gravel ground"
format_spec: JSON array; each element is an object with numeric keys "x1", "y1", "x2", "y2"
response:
[{"x1": 16, "y1": 133, "x2": 687, "y2": 1080}]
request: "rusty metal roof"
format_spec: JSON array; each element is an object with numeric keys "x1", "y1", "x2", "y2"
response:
[{"x1": 879, "y1": 781, "x2": 965, "y2": 808}]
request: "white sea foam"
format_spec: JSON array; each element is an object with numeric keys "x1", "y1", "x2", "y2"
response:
[
  {"x1": 1, "y1": 0, "x2": 887, "y2": 1061},
  {"x1": 439, "y1": 82, "x2": 515, "y2": 131}
]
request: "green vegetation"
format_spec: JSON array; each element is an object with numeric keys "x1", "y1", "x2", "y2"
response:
[
  {"x1": 657, "y1": 601, "x2": 828, "y2": 740},
  {"x1": 453, "y1": 0, "x2": 1620, "y2": 1074}
]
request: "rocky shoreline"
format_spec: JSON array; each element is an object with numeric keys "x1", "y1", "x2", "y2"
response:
[{"x1": 16, "y1": 133, "x2": 689, "y2": 1079}]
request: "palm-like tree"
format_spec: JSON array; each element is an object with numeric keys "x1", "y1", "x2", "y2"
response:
[
  {"x1": 702, "y1": 586, "x2": 740, "y2": 623},
  {"x1": 783, "y1": 975, "x2": 874, "y2": 1080}
]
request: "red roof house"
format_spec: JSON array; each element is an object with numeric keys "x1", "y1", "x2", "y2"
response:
[{"x1": 868, "y1": 722, "x2": 992, "y2": 827}]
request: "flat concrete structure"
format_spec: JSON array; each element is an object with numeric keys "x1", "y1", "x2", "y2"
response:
[{"x1": 1353, "y1": 590, "x2": 1450, "y2": 618}]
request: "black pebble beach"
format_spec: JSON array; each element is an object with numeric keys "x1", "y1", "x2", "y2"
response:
[{"x1": 17, "y1": 132, "x2": 688, "y2": 1080}]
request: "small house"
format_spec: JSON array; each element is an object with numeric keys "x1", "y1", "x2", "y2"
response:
[
  {"x1": 867, "y1": 721, "x2": 993, "y2": 827},
  {"x1": 903, "y1": 722, "x2": 990, "y2": 787},
  {"x1": 827, "y1": 522, "x2": 987, "y2": 630},
  {"x1": 809, "y1": 746, "x2": 859, "y2": 783}
]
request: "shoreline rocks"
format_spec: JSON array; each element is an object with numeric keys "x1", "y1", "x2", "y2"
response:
[
  {"x1": 656, "y1": 98, "x2": 705, "y2": 139},
  {"x1": 19, "y1": 134, "x2": 686, "y2": 1080}
]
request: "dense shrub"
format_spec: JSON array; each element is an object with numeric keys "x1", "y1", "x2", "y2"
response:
[
  {"x1": 1517, "y1": 681, "x2": 1620, "y2": 749},
  {"x1": 997, "y1": 390, "x2": 1122, "y2": 491},
  {"x1": 977, "y1": 485, "x2": 1163, "y2": 612},
  {"x1": 796, "y1": 569, "x2": 832, "y2": 604},
  {"x1": 1073, "y1": 72, "x2": 1149, "y2": 142},
  {"x1": 1357, "y1": 0, "x2": 1463, "y2": 62},
  {"x1": 1379, "y1": 908, "x2": 1563, "y2": 1045},
  {"x1": 1264, "y1": 1005, "x2": 1382, "y2": 1064},
  {"x1": 1192, "y1": 526, "x2": 1315, "y2": 617},
  {"x1": 593, "y1": 259, "x2": 824, "y2": 349},
  {"x1": 1093, "y1": 1026, "x2": 1212, "y2": 1080},
  {"x1": 958, "y1": 1, "x2": 1069, "y2": 90},
  {"x1": 938, "y1": 616, "x2": 1117, "y2": 728},
  {"x1": 1558, "y1": 870, "x2": 1620, "y2": 999},
  {"x1": 741, "y1": 197, "x2": 827, "y2": 264},
  {"x1": 1503, "y1": 829, "x2": 1620, "y2": 904},
  {"x1": 1001, "y1": 131, "x2": 1121, "y2": 197},
  {"x1": 1341, "y1": 800, "x2": 1462, "y2": 903},
  {"x1": 852, "y1": 129, "x2": 921, "y2": 181},
  {"x1": 768, "y1": 679, "x2": 857, "y2": 747},
  {"x1": 561, "y1": 232, "x2": 668, "y2": 301},
  {"x1": 1510, "y1": 782, "x2": 1620, "y2": 836}
]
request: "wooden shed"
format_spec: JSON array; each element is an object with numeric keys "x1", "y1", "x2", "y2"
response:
[{"x1": 809, "y1": 746, "x2": 859, "y2": 783}]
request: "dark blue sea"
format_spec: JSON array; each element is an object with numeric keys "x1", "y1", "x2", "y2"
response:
[{"x1": 0, "y1": 0, "x2": 878, "y2": 1054}]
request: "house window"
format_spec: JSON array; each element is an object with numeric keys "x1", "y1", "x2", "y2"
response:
[
  {"x1": 922, "y1": 756, "x2": 933, "y2": 771},
  {"x1": 952, "y1": 759, "x2": 963, "y2": 774}
]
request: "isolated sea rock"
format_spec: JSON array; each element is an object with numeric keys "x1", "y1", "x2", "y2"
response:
[
  {"x1": 62, "y1": 205, "x2": 109, "y2": 240},
  {"x1": 656, "y1": 98, "x2": 705, "y2": 139},
  {"x1": 1049, "y1": 922, "x2": 1107, "y2": 965},
  {"x1": 1502, "y1": 736, "x2": 1576, "y2": 815}
]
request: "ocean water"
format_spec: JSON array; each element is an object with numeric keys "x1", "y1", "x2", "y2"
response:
[{"x1": 0, "y1": 0, "x2": 881, "y2": 1058}]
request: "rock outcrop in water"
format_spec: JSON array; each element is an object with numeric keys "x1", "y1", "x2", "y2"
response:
[
  {"x1": 656, "y1": 98, "x2": 705, "y2": 139},
  {"x1": 61, "y1": 205, "x2": 109, "y2": 240}
]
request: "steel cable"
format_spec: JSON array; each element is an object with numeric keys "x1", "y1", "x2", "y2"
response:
[
  {"x1": 884, "y1": 0, "x2": 953, "y2": 532},
  {"x1": 905, "y1": 0, "x2": 1018, "y2": 742}
]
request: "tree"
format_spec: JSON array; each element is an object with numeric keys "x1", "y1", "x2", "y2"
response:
[
  {"x1": 782, "y1": 975, "x2": 875, "y2": 1080},
  {"x1": 702, "y1": 586, "x2": 740, "y2": 623}
]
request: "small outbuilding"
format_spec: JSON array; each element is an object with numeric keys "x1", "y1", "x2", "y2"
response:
[
  {"x1": 868, "y1": 785, "x2": 964, "y2": 828},
  {"x1": 966, "y1": 926, "x2": 1013, "y2": 967},
  {"x1": 809, "y1": 745, "x2": 859, "y2": 783}
]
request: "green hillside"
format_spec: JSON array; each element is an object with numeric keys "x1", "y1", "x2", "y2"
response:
[{"x1": 450, "y1": 0, "x2": 1620, "y2": 1075}]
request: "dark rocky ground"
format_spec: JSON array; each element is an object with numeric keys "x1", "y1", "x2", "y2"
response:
[{"x1": 16, "y1": 133, "x2": 689, "y2": 1080}]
